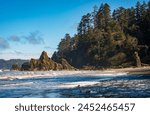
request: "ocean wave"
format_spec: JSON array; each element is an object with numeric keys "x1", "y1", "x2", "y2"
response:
[
  {"x1": 57, "y1": 81, "x2": 99, "y2": 88},
  {"x1": 0, "y1": 82, "x2": 34, "y2": 87},
  {"x1": 0, "y1": 70, "x2": 128, "y2": 80}
]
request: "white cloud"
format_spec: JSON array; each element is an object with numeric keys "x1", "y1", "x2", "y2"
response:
[
  {"x1": 8, "y1": 35, "x2": 21, "y2": 42},
  {"x1": 24, "y1": 31, "x2": 45, "y2": 45},
  {"x1": 0, "y1": 37, "x2": 10, "y2": 50}
]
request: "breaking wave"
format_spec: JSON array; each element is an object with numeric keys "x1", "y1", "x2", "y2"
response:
[
  {"x1": 0, "y1": 70, "x2": 149, "y2": 98},
  {"x1": 0, "y1": 70, "x2": 127, "y2": 80}
]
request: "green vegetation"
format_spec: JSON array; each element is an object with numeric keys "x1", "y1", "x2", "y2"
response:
[
  {"x1": 11, "y1": 64, "x2": 20, "y2": 70},
  {"x1": 52, "y1": 1, "x2": 150, "y2": 69}
]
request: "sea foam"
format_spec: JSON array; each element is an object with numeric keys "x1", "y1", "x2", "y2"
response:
[{"x1": 0, "y1": 70, "x2": 128, "y2": 80}]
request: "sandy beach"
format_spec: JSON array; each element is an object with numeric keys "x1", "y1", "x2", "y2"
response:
[{"x1": 106, "y1": 66, "x2": 150, "y2": 75}]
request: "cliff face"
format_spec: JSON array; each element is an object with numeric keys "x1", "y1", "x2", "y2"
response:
[{"x1": 21, "y1": 51, "x2": 75, "y2": 71}]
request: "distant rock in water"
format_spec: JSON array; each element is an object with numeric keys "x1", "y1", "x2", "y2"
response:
[
  {"x1": 11, "y1": 64, "x2": 20, "y2": 70},
  {"x1": 21, "y1": 51, "x2": 75, "y2": 71}
]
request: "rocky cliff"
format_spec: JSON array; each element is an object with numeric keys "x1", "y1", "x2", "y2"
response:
[{"x1": 21, "y1": 51, "x2": 75, "y2": 71}]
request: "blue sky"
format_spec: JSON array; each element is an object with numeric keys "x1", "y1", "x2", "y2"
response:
[{"x1": 0, "y1": 0, "x2": 149, "y2": 60}]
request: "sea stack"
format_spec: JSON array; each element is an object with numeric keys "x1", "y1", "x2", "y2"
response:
[
  {"x1": 134, "y1": 51, "x2": 141, "y2": 67},
  {"x1": 21, "y1": 51, "x2": 74, "y2": 71}
]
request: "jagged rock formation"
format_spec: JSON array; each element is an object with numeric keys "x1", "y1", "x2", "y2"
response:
[
  {"x1": 21, "y1": 51, "x2": 75, "y2": 71},
  {"x1": 134, "y1": 51, "x2": 141, "y2": 67},
  {"x1": 21, "y1": 62, "x2": 31, "y2": 71}
]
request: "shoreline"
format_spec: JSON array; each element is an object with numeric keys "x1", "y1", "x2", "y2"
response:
[
  {"x1": 0, "y1": 66, "x2": 150, "y2": 98},
  {"x1": 0, "y1": 66, "x2": 150, "y2": 80},
  {"x1": 105, "y1": 66, "x2": 150, "y2": 75}
]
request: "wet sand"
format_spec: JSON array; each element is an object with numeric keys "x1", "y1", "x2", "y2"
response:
[{"x1": 106, "y1": 66, "x2": 150, "y2": 75}]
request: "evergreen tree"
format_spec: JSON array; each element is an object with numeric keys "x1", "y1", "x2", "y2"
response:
[
  {"x1": 136, "y1": 1, "x2": 141, "y2": 23},
  {"x1": 103, "y1": 3, "x2": 111, "y2": 31},
  {"x1": 140, "y1": 1, "x2": 147, "y2": 20},
  {"x1": 58, "y1": 33, "x2": 71, "y2": 55},
  {"x1": 92, "y1": 5, "x2": 98, "y2": 28},
  {"x1": 96, "y1": 3, "x2": 104, "y2": 30},
  {"x1": 53, "y1": 1, "x2": 150, "y2": 68}
]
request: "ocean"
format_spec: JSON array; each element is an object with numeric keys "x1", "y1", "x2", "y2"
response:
[{"x1": 0, "y1": 70, "x2": 150, "y2": 98}]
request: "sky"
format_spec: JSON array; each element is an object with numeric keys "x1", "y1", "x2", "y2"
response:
[{"x1": 0, "y1": 0, "x2": 149, "y2": 60}]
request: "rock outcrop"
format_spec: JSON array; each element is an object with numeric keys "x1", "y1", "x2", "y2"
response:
[
  {"x1": 11, "y1": 64, "x2": 20, "y2": 70},
  {"x1": 21, "y1": 51, "x2": 75, "y2": 71},
  {"x1": 134, "y1": 51, "x2": 141, "y2": 67}
]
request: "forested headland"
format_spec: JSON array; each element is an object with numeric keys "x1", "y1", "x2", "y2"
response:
[
  {"x1": 17, "y1": 1, "x2": 150, "y2": 71},
  {"x1": 51, "y1": 1, "x2": 150, "y2": 69}
]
